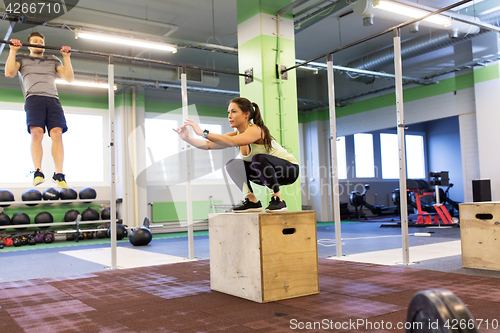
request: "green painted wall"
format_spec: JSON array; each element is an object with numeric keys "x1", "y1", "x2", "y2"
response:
[
  {"x1": 238, "y1": 1, "x2": 301, "y2": 211},
  {"x1": 298, "y1": 65, "x2": 499, "y2": 124},
  {"x1": 151, "y1": 200, "x2": 221, "y2": 222},
  {"x1": 0, "y1": 87, "x2": 108, "y2": 108},
  {"x1": 236, "y1": 0, "x2": 293, "y2": 24}
]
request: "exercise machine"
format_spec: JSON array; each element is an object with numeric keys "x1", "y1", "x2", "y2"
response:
[{"x1": 349, "y1": 184, "x2": 398, "y2": 220}]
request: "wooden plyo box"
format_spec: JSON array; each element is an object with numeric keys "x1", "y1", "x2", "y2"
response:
[
  {"x1": 208, "y1": 211, "x2": 319, "y2": 303},
  {"x1": 460, "y1": 202, "x2": 500, "y2": 271}
]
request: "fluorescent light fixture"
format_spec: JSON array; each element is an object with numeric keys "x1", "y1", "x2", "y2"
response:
[
  {"x1": 451, "y1": 0, "x2": 484, "y2": 12},
  {"x1": 55, "y1": 79, "x2": 117, "y2": 90},
  {"x1": 77, "y1": 31, "x2": 177, "y2": 53},
  {"x1": 373, "y1": 0, "x2": 452, "y2": 26},
  {"x1": 479, "y1": 5, "x2": 500, "y2": 16}
]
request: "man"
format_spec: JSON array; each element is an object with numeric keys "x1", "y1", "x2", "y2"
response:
[{"x1": 5, "y1": 32, "x2": 74, "y2": 188}]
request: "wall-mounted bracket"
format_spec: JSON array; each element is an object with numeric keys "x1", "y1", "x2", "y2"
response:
[{"x1": 245, "y1": 68, "x2": 253, "y2": 85}]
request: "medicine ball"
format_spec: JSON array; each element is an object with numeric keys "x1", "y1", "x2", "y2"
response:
[
  {"x1": 101, "y1": 207, "x2": 110, "y2": 220},
  {"x1": 81, "y1": 208, "x2": 99, "y2": 221},
  {"x1": 129, "y1": 227, "x2": 152, "y2": 246},
  {"x1": 79, "y1": 187, "x2": 97, "y2": 202},
  {"x1": 22, "y1": 189, "x2": 42, "y2": 206},
  {"x1": 64, "y1": 209, "x2": 80, "y2": 222},
  {"x1": 107, "y1": 223, "x2": 127, "y2": 240},
  {"x1": 0, "y1": 189, "x2": 14, "y2": 207},
  {"x1": 11, "y1": 212, "x2": 30, "y2": 230},
  {"x1": 35, "y1": 212, "x2": 54, "y2": 229},
  {"x1": 0, "y1": 212, "x2": 10, "y2": 226},
  {"x1": 60, "y1": 187, "x2": 77, "y2": 201},
  {"x1": 43, "y1": 187, "x2": 60, "y2": 200}
]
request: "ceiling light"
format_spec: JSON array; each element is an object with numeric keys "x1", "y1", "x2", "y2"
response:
[
  {"x1": 55, "y1": 79, "x2": 117, "y2": 90},
  {"x1": 76, "y1": 31, "x2": 177, "y2": 53},
  {"x1": 353, "y1": 0, "x2": 480, "y2": 34},
  {"x1": 373, "y1": 0, "x2": 451, "y2": 26},
  {"x1": 479, "y1": 5, "x2": 500, "y2": 16}
]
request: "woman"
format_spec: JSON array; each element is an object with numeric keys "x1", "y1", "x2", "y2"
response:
[{"x1": 173, "y1": 97, "x2": 299, "y2": 213}]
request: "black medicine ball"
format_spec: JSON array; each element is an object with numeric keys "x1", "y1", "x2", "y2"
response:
[
  {"x1": 0, "y1": 212, "x2": 10, "y2": 226},
  {"x1": 35, "y1": 212, "x2": 54, "y2": 229},
  {"x1": 60, "y1": 188, "x2": 77, "y2": 200},
  {"x1": 101, "y1": 207, "x2": 110, "y2": 220},
  {"x1": 22, "y1": 189, "x2": 42, "y2": 206},
  {"x1": 0, "y1": 189, "x2": 14, "y2": 207},
  {"x1": 81, "y1": 207, "x2": 99, "y2": 221},
  {"x1": 43, "y1": 187, "x2": 60, "y2": 200},
  {"x1": 129, "y1": 227, "x2": 152, "y2": 246},
  {"x1": 11, "y1": 212, "x2": 30, "y2": 230},
  {"x1": 107, "y1": 223, "x2": 127, "y2": 240},
  {"x1": 64, "y1": 209, "x2": 80, "y2": 222},
  {"x1": 79, "y1": 187, "x2": 97, "y2": 201}
]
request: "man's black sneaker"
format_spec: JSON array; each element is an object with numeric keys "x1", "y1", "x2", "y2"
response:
[
  {"x1": 265, "y1": 196, "x2": 287, "y2": 212},
  {"x1": 52, "y1": 173, "x2": 68, "y2": 189},
  {"x1": 232, "y1": 198, "x2": 262, "y2": 213},
  {"x1": 33, "y1": 168, "x2": 45, "y2": 186}
]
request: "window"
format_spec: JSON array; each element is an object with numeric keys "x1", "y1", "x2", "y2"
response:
[
  {"x1": 336, "y1": 136, "x2": 347, "y2": 180},
  {"x1": 195, "y1": 123, "x2": 223, "y2": 180},
  {"x1": 380, "y1": 133, "x2": 399, "y2": 179},
  {"x1": 64, "y1": 114, "x2": 104, "y2": 182},
  {"x1": 144, "y1": 118, "x2": 180, "y2": 182},
  {"x1": 380, "y1": 133, "x2": 425, "y2": 179},
  {"x1": 0, "y1": 110, "x2": 33, "y2": 183},
  {"x1": 406, "y1": 134, "x2": 425, "y2": 179},
  {"x1": 354, "y1": 133, "x2": 374, "y2": 178},
  {"x1": 0, "y1": 109, "x2": 106, "y2": 184}
]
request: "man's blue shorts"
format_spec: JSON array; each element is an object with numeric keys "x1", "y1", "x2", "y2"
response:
[{"x1": 25, "y1": 95, "x2": 68, "y2": 136}]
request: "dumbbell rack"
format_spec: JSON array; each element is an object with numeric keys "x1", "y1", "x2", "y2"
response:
[{"x1": 0, "y1": 198, "x2": 112, "y2": 232}]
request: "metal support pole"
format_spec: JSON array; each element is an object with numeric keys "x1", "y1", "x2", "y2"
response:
[
  {"x1": 393, "y1": 29, "x2": 409, "y2": 265},
  {"x1": 181, "y1": 66, "x2": 195, "y2": 260},
  {"x1": 327, "y1": 54, "x2": 342, "y2": 258},
  {"x1": 108, "y1": 56, "x2": 117, "y2": 269}
]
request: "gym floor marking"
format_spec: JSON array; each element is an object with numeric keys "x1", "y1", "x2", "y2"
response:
[
  {"x1": 59, "y1": 247, "x2": 187, "y2": 268},
  {"x1": 330, "y1": 240, "x2": 462, "y2": 265}
]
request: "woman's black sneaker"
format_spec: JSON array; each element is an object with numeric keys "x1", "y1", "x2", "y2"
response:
[
  {"x1": 232, "y1": 198, "x2": 262, "y2": 213},
  {"x1": 265, "y1": 196, "x2": 287, "y2": 212}
]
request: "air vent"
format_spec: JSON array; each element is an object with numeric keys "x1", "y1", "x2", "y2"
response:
[{"x1": 178, "y1": 68, "x2": 203, "y2": 83}]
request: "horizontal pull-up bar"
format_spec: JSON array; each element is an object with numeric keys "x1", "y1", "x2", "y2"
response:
[
  {"x1": 284, "y1": 0, "x2": 478, "y2": 74},
  {"x1": 0, "y1": 39, "x2": 249, "y2": 78}
]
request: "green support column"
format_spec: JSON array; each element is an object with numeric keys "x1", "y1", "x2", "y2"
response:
[{"x1": 237, "y1": 0, "x2": 302, "y2": 211}]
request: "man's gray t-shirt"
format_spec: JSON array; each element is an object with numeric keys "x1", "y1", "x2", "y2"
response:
[{"x1": 16, "y1": 54, "x2": 62, "y2": 100}]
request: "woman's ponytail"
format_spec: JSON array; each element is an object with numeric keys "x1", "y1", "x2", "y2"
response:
[{"x1": 231, "y1": 97, "x2": 274, "y2": 151}]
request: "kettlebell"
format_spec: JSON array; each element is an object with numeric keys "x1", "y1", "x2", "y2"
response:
[{"x1": 43, "y1": 233, "x2": 54, "y2": 244}]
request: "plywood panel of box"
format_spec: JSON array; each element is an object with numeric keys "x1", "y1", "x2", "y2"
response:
[
  {"x1": 260, "y1": 211, "x2": 319, "y2": 302},
  {"x1": 209, "y1": 213, "x2": 262, "y2": 302},
  {"x1": 460, "y1": 202, "x2": 500, "y2": 271}
]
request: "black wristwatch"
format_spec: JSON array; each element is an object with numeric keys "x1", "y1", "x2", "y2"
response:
[{"x1": 202, "y1": 129, "x2": 209, "y2": 138}]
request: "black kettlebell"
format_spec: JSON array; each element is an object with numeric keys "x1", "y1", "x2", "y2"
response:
[
  {"x1": 43, "y1": 233, "x2": 54, "y2": 244},
  {"x1": 66, "y1": 233, "x2": 75, "y2": 241}
]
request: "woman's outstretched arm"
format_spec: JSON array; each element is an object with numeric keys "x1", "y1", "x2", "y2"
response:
[{"x1": 173, "y1": 126, "x2": 232, "y2": 150}]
